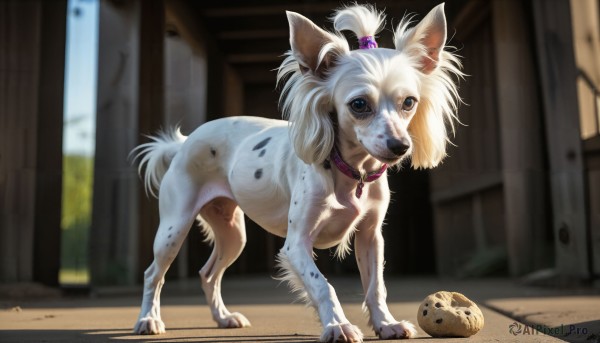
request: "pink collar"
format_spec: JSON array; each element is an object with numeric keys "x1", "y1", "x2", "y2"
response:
[{"x1": 329, "y1": 146, "x2": 388, "y2": 198}]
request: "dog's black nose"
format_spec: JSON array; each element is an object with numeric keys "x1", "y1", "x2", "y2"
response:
[{"x1": 387, "y1": 138, "x2": 411, "y2": 156}]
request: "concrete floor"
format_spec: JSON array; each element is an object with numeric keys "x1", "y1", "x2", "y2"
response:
[{"x1": 1, "y1": 276, "x2": 599, "y2": 342}]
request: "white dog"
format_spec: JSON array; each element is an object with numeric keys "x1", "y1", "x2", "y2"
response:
[{"x1": 132, "y1": 3, "x2": 461, "y2": 342}]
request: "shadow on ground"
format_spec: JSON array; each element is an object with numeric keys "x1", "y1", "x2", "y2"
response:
[{"x1": 1, "y1": 329, "x2": 319, "y2": 343}]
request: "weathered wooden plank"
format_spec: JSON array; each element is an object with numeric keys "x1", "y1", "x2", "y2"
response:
[
  {"x1": 91, "y1": 0, "x2": 143, "y2": 286},
  {"x1": 0, "y1": 1, "x2": 40, "y2": 283},
  {"x1": 588, "y1": 169, "x2": 600, "y2": 276},
  {"x1": 164, "y1": 33, "x2": 208, "y2": 130},
  {"x1": 0, "y1": 0, "x2": 65, "y2": 285},
  {"x1": 137, "y1": 0, "x2": 165, "y2": 284},
  {"x1": 492, "y1": 0, "x2": 549, "y2": 276},
  {"x1": 431, "y1": 173, "x2": 502, "y2": 204},
  {"x1": 431, "y1": 1, "x2": 502, "y2": 195},
  {"x1": 532, "y1": 0, "x2": 589, "y2": 278},
  {"x1": 33, "y1": 0, "x2": 67, "y2": 286},
  {"x1": 430, "y1": 2, "x2": 506, "y2": 277}
]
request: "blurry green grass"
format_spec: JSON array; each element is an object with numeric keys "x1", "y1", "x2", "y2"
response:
[{"x1": 59, "y1": 268, "x2": 89, "y2": 285}]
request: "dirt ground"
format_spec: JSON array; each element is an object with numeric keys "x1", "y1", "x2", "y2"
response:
[{"x1": 1, "y1": 276, "x2": 599, "y2": 342}]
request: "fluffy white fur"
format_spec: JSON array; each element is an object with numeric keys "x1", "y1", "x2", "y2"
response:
[{"x1": 132, "y1": 3, "x2": 461, "y2": 342}]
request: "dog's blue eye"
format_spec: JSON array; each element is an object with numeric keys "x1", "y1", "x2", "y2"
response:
[
  {"x1": 349, "y1": 98, "x2": 371, "y2": 115},
  {"x1": 402, "y1": 97, "x2": 417, "y2": 111}
]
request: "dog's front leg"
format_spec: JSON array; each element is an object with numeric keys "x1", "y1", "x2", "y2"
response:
[
  {"x1": 278, "y1": 233, "x2": 363, "y2": 343},
  {"x1": 355, "y1": 219, "x2": 417, "y2": 339}
]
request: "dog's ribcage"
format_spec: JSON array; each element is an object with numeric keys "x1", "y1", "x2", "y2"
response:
[{"x1": 226, "y1": 118, "x2": 295, "y2": 235}]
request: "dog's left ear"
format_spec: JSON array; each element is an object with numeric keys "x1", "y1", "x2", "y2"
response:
[
  {"x1": 394, "y1": 3, "x2": 447, "y2": 74},
  {"x1": 286, "y1": 11, "x2": 344, "y2": 77}
]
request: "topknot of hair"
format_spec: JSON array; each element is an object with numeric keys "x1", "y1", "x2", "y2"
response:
[{"x1": 332, "y1": 4, "x2": 386, "y2": 47}]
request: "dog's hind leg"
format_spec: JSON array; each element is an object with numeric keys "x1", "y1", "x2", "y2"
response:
[
  {"x1": 133, "y1": 170, "x2": 199, "y2": 335},
  {"x1": 198, "y1": 197, "x2": 250, "y2": 328}
]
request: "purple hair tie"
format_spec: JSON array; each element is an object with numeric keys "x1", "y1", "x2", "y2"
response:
[{"x1": 359, "y1": 36, "x2": 378, "y2": 49}]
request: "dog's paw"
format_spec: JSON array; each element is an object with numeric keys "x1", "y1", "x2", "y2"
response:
[
  {"x1": 133, "y1": 316, "x2": 166, "y2": 335},
  {"x1": 375, "y1": 320, "x2": 417, "y2": 339},
  {"x1": 320, "y1": 323, "x2": 363, "y2": 342},
  {"x1": 216, "y1": 312, "x2": 251, "y2": 328}
]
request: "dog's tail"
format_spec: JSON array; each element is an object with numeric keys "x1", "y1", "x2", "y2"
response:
[{"x1": 130, "y1": 128, "x2": 187, "y2": 198}]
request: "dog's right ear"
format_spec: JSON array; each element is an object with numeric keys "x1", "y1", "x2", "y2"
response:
[
  {"x1": 394, "y1": 3, "x2": 447, "y2": 74},
  {"x1": 286, "y1": 11, "x2": 345, "y2": 78}
]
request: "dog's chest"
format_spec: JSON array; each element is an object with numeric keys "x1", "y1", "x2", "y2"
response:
[{"x1": 313, "y1": 203, "x2": 363, "y2": 248}]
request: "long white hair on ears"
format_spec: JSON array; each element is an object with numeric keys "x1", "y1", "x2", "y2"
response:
[
  {"x1": 130, "y1": 128, "x2": 187, "y2": 197},
  {"x1": 277, "y1": 37, "x2": 348, "y2": 165},
  {"x1": 394, "y1": 6, "x2": 464, "y2": 169}
]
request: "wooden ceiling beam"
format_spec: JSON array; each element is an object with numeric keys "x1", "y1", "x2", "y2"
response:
[
  {"x1": 219, "y1": 29, "x2": 288, "y2": 40},
  {"x1": 235, "y1": 63, "x2": 281, "y2": 84},
  {"x1": 218, "y1": 37, "x2": 289, "y2": 55},
  {"x1": 228, "y1": 53, "x2": 283, "y2": 64},
  {"x1": 202, "y1": 3, "x2": 339, "y2": 17}
]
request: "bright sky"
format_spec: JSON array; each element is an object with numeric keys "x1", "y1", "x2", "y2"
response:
[{"x1": 63, "y1": 0, "x2": 98, "y2": 156}]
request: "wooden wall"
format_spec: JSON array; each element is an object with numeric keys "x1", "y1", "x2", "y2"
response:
[
  {"x1": 430, "y1": 0, "x2": 594, "y2": 280},
  {"x1": 570, "y1": 0, "x2": 600, "y2": 278},
  {"x1": 430, "y1": 1, "x2": 506, "y2": 277},
  {"x1": 0, "y1": 0, "x2": 66, "y2": 286},
  {"x1": 431, "y1": 0, "x2": 555, "y2": 278},
  {"x1": 533, "y1": 0, "x2": 590, "y2": 279},
  {"x1": 586, "y1": 137, "x2": 600, "y2": 277}
]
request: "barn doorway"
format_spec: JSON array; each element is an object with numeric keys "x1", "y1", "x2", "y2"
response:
[{"x1": 60, "y1": 0, "x2": 99, "y2": 285}]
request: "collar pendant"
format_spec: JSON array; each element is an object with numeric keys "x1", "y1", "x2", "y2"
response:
[
  {"x1": 329, "y1": 146, "x2": 387, "y2": 199},
  {"x1": 356, "y1": 180, "x2": 365, "y2": 198}
]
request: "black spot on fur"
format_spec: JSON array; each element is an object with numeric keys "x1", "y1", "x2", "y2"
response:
[
  {"x1": 294, "y1": 201, "x2": 297, "y2": 205},
  {"x1": 210, "y1": 147, "x2": 216, "y2": 156},
  {"x1": 168, "y1": 226, "x2": 173, "y2": 231},
  {"x1": 287, "y1": 246, "x2": 289, "y2": 251},
  {"x1": 425, "y1": 303, "x2": 429, "y2": 307},
  {"x1": 254, "y1": 169, "x2": 263, "y2": 179},
  {"x1": 168, "y1": 234, "x2": 172, "y2": 238},
  {"x1": 465, "y1": 311, "x2": 471, "y2": 315},
  {"x1": 435, "y1": 302, "x2": 442, "y2": 308},
  {"x1": 259, "y1": 149, "x2": 266, "y2": 157},
  {"x1": 323, "y1": 160, "x2": 331, "y2": 170},
  {"x1": 289, "y1": 219, "x2": 292, "y2": 224},
  {"x1": 436, "y1": 319, "x2": 443, "y2": 324},
  {"x1": 423, "y1": 310, "x2": 428, "y2": 316},
  {"x1": 253, "y1": 137, "x2": 271, "y2": 151},
  {"x1": 310, "y1": 272, "x2": 314, "y2": 277}
]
